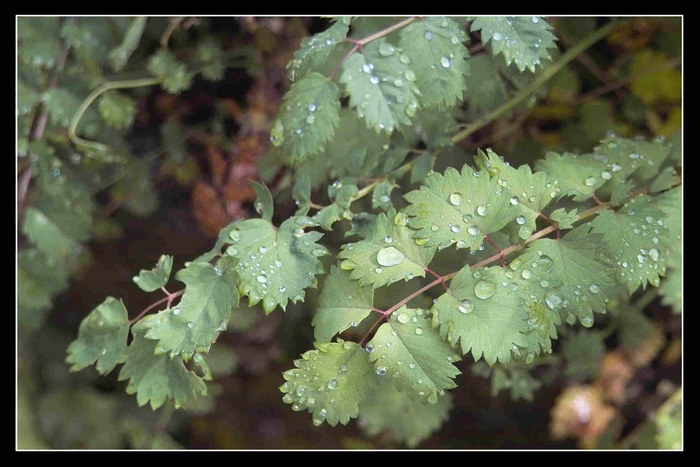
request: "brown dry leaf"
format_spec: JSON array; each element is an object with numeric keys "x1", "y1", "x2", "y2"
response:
[
  {"x1": 205, "y1": 142, "x2": 228, "y2": 188},
  {"x1": 595, "y1": 351, "x2": 634, "y2": 405},
  {"x1": 191, "y1": 180, "x2": 231, "y2": 237},
  {"x1": 550, "y1": 385, "x2": 618, "y2": 447}
]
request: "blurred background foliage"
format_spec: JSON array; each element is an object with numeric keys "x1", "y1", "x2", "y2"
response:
[{"x1": 17, "y1": 16, "x2": 681, "y2": 449}]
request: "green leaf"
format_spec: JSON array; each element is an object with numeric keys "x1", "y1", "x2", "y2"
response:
[
  {"x1": 224, "y1": 216, "x2": 328, "y2": 312},
  {"x1": 432, "y1": 266, "x2": 529, "y2": 365},
  {"x1": 403, "y1": 164, "x2": 519, "y2": 252},
  {"x1": 463, "y1": 54, "x2": 508, "y2": 111},
  {"x1": 470, "y1": 16, "x2": 557, "y2": 72},
  {"x1": 371, "y1": 179, "x2": 395, "y2": 212},
  {"x1": 118, "y1": 322, "x2": 207, "y2": 410},
  {"x1": 476, "y1": 148, "x2": 560, "y2": 240},
  {"x1": 312, "y1": 265, "x2": 374, "y2": 343},
  {"x1": 193, "y1": 220, "x2": 241, "y2": 264},
  {"x1": 513, "y1": 225, "x2": 615, "y2": 327},
  {"x1": 397, "y1": 16, "x2": 469, "y2": 108},
  {"x1": 292, "y1": 172, "x2": 312, "y2": 216},
  {"x1": 549, "y1": 208, "x2": 579, "y2": 230},
  {"x1": 250, "y1": 180, "x2": 274, "y2": 222},
  {"x1": 271, "y1": 71, "x2": 341, "y2": 162},
  {"x1": 280, "y1": 341, "x2": 379, "y2": 427},
  {"x1": 147, "y1": 49, "x2": 192, "y2": 93},
  {"x1": 17, "y1": 247, "x2": 69, "y2": 297},
  {"x1": 535, "y1": 151, "x2": 608, "y2": 202},
  {"x1": 97, "y1": 91, "x2": 136, "y2": 129},
  {"x1": 591, "y1": 194, "x2": 674, "y2": 293},
  {"x1": 142, "y1": 259, "x2": 238, "y2": 360},
  {"x1": 488, "y1": 365, "x2": 542, "y2": 401},
  {"x1": 21, "y1": 205, "x2": 80, "y2": 260},
  {"x1": 409, "y1": 152, "x2": 435, "y2": 183},
  {"x1": 338, "y1": 209, "x2": 436, "y2": 288},
  {"x1": 66, "y1": 297, "x2": 130, "y2": 375},
  {"x1": 286, "y1": 19, "x2": 350, "y2": 82},
  {"x1": 340, "y1": 38, "x2": 421, "y2": 134},
  {"x1": 132, "y1": 254, "x2": 173, "y2": 292},
  {"x1": 367, "y1": 306, "x2": 461, "y2": 403},
  {"x1": 358, "y1": 380, "x2": 452, "y2": 447},
  {"x1": 590, "y1": 136, "x2": 672, "y2": 198},
  {"x1": 196, "y1": 38, "x2": 226, "y2": 81}
]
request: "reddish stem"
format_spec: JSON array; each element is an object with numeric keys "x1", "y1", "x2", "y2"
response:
[
  {"x1": 129, "y1": 288, "x2": 184, "y2": 325},
  {"x1": 484, "y1": 235, "x2": 506, "y2": 267}
]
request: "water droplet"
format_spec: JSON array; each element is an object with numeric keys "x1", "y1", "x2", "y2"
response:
[
  {"x1": 648, "y1": 248, "x2": 659, "y2": 262},
  {"x1": 377, "y1": 247, "x2": 405, "y2": 267},
  {"x1": 474, "y1": 280, "x2": 496, "y2": 299},
  {"x1": 516, "y1": 216, "x2": 526, "y2": 225},
  {"x1": 397, "y1": 312, "x2": 410, "y2": 324},
  {"x1": 379, "y1": 42, "x2": 396, "y2": 56},
  {"x1": 395, "y1": 211, "x2": 409, "y2": 226},
  {"x1": 492, "y1": 32, "x2": 503, "y2": 41},
  {"x1": 458, "y1": 300, "x2": 473, "y2": 314},
  {"x1": 449, "y1": 192, "x2": 463, "y2": 205},
  {"x1": 440, "y1": 56, "x2": 451, "y2": 68},
  {"x1": 369, "y1": 75, "x2": 380, "y2": 85},
  {"x1": 589, "y1": 284, "x2": 600, "y2": 294},
  {"x1": 376, "y1": 367, "x2": 387, "y2": 376},
  {"x1": 327, "y1": 378, "x2": 338, "y2": 390},
  {"x1": 545, "y1": 291, "x2": 563, "y2": 310},
  {"x1": 585, "y1": 176, "x2": 596, "y2": 186},
  {"x1": 414, "y1": 327, "x2": 424, "y2": 335},
  {"x1": 510, "y1": 196, "x2": 519, "y2": 206},
  {"x1": 256, "y1": 275, "x2": 267, "y2": 283},
  {"x1": 476, "y1": 205, "x2": 488, "y2": 216}
]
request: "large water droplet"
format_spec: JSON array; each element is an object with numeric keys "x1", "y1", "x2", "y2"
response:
[
  {"x1": 377, "y1": 247, "x2": 405, "y2": 267},
  {"x1": 474, "y1": 280, "x2": 496, "y2": 299},
  {"x1": 545, "y1": 291, "x2": 563, "y2": 310},
  {"x1": 449, "y1": 192, "x2": 463, "y2": 205},
  {"x1": 327, "y1": 378, "x2": 338, "y2": 390},
  {"x1": 458, "y1": 300, "x2": 473, "y2": 314}
]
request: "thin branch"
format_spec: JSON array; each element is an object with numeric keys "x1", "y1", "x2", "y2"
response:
[{"x1": 129, "y1": 288, "x2": 184, "y2": 325}]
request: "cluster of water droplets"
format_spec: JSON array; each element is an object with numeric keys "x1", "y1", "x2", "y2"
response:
[{"x1": 280, "y1": 341, "x2": 362, "y2": 426}]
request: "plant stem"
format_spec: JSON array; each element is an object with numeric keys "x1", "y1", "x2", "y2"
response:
[
  {"x1": 68, "y1": 76, "x2": 162, "y2": 158},
  {"x1": 129, "y1": 288, "x2": 184, "y2": 325}
]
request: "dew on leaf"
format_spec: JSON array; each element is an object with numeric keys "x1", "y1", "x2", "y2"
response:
[
  {"x1": 458, "y1": 300, "x2": 474, "y2": 314},
  {"x1": 377, "y1": 246, "x2": 405, "y2": 267},
  {"x1": 474, "y1": 280, "x2": 496, "y2": 299}
]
